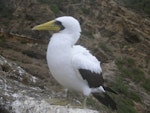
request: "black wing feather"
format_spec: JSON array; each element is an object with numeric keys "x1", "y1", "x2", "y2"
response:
[
  {"x1": 93, "y1": 93, "x2": 117, "y2": 110},
  {"x1": 79, "y1": 69, "x2": 104, "y2": 88},
  {"x1": 79, "y1": 68, "x2": 118, "y2": 110}
]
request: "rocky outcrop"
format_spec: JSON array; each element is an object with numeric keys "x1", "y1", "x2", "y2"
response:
[{"x1": 0, "y1": 55, "x2": 99, "y2": 113}]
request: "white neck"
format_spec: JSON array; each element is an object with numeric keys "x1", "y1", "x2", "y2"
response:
[{"x1": 50, "y1": 31, "x2": 80, "y2": 47}]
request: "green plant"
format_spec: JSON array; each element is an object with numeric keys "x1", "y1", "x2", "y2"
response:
[
  {"x1": 112, "y1": 77, "x2": 128, "y2": 95},
  {"x1": 112, "y1": 76, "x2": 141, "y2": 102},
  {"x1": 117, "y1": 97, "x2": 138, "y2": 113},
  {"x1": 112, "y1": 79, "x2": 140, "y2": 113},
  {"x1": 109, "y1": 93, "x2": 138, "y2": 113},
  {"x1": 115, "y1": 57, "x2": 145, "y2": 83}
]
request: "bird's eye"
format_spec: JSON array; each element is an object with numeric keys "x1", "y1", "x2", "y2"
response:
[{"x1": 55, "y1": 21, "x2": 65, "y2": 30}]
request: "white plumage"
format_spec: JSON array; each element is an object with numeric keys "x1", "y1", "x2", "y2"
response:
[
  {"x1": 72, "y1": 45, "x2": 102, "y2": 74},
  {"x1": 46, "y1": 16, "x2": 102, "y2": 96},
  {"x1": 32, "y1": 16, "x2": 117, "y2": 110}
]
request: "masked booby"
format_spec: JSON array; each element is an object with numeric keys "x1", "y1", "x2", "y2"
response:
[{"x1": 32, "y1": 16, "x2": 117, "y2": 110}]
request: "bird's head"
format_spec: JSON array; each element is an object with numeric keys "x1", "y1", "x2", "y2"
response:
[{"x1": 32, "y1": 16, "x2": 81, "y2": 34}]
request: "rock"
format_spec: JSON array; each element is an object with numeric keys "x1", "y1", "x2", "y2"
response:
[
  {"x1": 0, "y1": 55, "x2": 99, "y2": 113},
  {"x1": 12, "y1": 95, "x2": 98, "y2": 113}
]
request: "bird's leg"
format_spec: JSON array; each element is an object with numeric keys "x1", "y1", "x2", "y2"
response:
[
  {"x1": 83, "y1": 96, "x2": 88, "y2": 109},
  {"x1": 63, "y1": 88, "x2": 68, "y2": 98},
  {"x1": 49, "y1": 89, "x2": 70, "y2": 106}
]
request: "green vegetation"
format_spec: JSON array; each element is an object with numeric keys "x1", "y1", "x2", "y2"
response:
[
  {"x1": 114, "y1": 56, "x2": 150, "y2": 113},
  {"x1": 116, "y1": 96, "x2": 138, "y2": 113},
  {"x1": 112, "y1": 77, "x2": 128, "y2": 94},
  {"x1": 112, "y1": 77, "x2": 141, "y2": 102},
  {"x1": 111, "y1": 77, "x2": 140, "y2": 113},
  {"x1": 99, "y1": 42, "x2": 112, "y2": 55},
  {"x1": 119, "y1": 0, "x2": 150, "y2": 16},
  {"x1": 112, "y1": 57, "x2": 149, "y2": 113},
  {"x1": 116, "y1": 56, "x2": 150, "y2": 92},
  {"x1": 128, "y1": 91, "x2": 141, "y2": 102},
  {"x1": 116, "y1": 57, "x2": 145, "y2": 83}
]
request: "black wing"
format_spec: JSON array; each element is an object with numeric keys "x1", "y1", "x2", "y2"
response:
[
  {"x1": 93, "y1": 93, "x2": 117, "y2": 110},
  {"x1": 79, "y1": 68, "x2": 117, "y2": 110},
  {"x1": 79, "y1": 69, "x2": 104, "y2": 88}
]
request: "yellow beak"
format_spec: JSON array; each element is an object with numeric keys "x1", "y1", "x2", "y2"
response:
[{"x1": 32, "y1": 20, "x2": 60, "y2": 31}]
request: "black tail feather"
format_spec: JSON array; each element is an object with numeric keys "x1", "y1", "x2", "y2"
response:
[
  {"x1": 103, "y1": 86, "x2": 118, "y2": 94},
  {"x1": 92, "y1": 93, "x2": 117, "y2": 110}
]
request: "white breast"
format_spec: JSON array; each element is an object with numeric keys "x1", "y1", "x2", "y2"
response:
[{"x1": 46, "y1": 39, "x2": 89, "y2": 93}]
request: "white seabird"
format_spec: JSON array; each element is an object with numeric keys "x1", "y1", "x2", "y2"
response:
[{"x1": 32, "y1": 16, "x2": 117, "y2": 110}]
